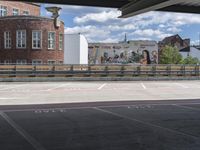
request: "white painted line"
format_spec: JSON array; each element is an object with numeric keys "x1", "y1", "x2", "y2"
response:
[
  {"x1": 98, "y1": 83, "x2": 107, "y2": 90},
  {"x1": 44, "y1": 84, "x2": 71, "y2": 91},
  {"x1": 0, "y1": 84, "x2": 27, "y2": 91},
  {"x1": 174, "y1": 83, "x2": 188, "y2": 88},
  {"x1": 94, "y1": 107, "x2": 198, "y2": 139},
  {"x1": 141, "y1": 83, "x2": 146, "y2": 89},
  {"x1": 0, "y1": 98, "x2": 24, "y2": 100},
  {"x1": 0, "y1": 111, "x2": 46, "y2": 150}
]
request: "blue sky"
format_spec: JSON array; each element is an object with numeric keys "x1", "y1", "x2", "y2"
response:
[{"x1": 41, "y1": 4, "x2": 200, "y2": 44}]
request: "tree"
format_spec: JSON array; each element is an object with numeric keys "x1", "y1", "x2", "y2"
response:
[
  {"x1": 181, "y1": 56, "x2": 199, "y2": 64},
  {"x1": 159, "y1": 45, "x2": 182, "y2": 64}
]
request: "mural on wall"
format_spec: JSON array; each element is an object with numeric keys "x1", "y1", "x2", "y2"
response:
[{"x1": 88, "y1": 41, "x2": 158, "y2": 65}]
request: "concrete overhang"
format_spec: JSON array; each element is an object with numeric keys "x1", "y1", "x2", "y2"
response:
[{"x1": 7, "y1": 0, "x2": 200, "y2": 17}]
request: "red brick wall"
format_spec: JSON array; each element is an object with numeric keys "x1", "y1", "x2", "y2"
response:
[
  {"x1": 0, "y1": 16, "x2": 64, "y2": 64},
  {"x1": 0, "y1": 1, "x2": 40, "y2": 16}
]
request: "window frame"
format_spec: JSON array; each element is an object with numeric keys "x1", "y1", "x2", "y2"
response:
[
  {"x1": 0, "y1": 5, "x2": 7, "y2": 17},
  {"x1": 32, "y1": 30, "x2": 42, "y2": 49},
  {"x1": 16, "y1": 59, "x2": 27, "y2": 65},
  {"x1": 16, "y1": 30, "x2": 26, "y2": 49},
  {"x1": 4, "y1": 31, "x2": 11, "y2": 49},
  {"x1": 12, "y1": 8, "x2": 20, "y2": 16},
  {"x1": 48, "y1": 31, "x2": 56, "y2": 50},
  {"x1": 47, "y1": 60, "x2": 56, "y2": 65},
  {"x1": 32, "y1": 59, "x2": 43, "y2": 65},
  {"x1": 23, "y1": 10, "x2": 29, "y2": 16},
  {"x1": 59, "y1": 33, "x2": 63, "y2": 50}
]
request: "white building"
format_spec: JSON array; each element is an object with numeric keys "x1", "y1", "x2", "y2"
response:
[
  {"x1": 64, "y1": 34, "x2": 88, "y2": 65},
  {"x1": 89, "y1": 40, "x2": 158, "y2": 64},
  {"x1": 180, "y1": 46, "x2": 200, "y2": 60}
]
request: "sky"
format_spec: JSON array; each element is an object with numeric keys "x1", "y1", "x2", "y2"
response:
[{"x1": 41, "y1": 4, "x2": 200, "y2": 44}]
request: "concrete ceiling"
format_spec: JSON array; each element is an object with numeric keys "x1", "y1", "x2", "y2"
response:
[{"x1": 8, "y1": 0, "x2": 200, "y2": 17}]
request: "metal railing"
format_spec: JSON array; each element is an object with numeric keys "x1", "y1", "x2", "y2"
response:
[{"x1": 0, "y1": 64, "x2": 199, "y2": 77}]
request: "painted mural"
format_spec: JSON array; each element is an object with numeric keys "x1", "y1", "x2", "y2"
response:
[{"x1": 88, "y1": 41, "x2": 158, "y2": 65}]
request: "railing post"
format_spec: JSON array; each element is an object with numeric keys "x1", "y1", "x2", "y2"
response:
[
  {"x1": 121, "y1": 65, "x2": 125, "y2": 76},
  {"x1": 137, "y1": 65, "x2": 141, "y2": 76},
  {"x1": 195, "y1": 65, "x2": 199, "y2": 76},
  {"x1": 104, "y1": 65, "x2": 108, "y2": 76},
  {"x1": 167, "y1": 65, "x2": 171, "y2": 76},
  {"x1": 152, "y1": 65, "x2": 156, "y2": 76},
  {"x1": 88, "y1": 65, "x2": 91, "y2": 76}
]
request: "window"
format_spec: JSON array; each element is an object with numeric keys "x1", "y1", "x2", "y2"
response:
[
  {"x1": 48, "y1": 32, "x2": 55, "y2": 49},
  {"x1": 16, "y1": 59, "x2": 27, "y2": 65},
  {"x1": 32, "y1": 31, "x2": 42, "y2": 49},
  {"x1": 4, "y1": 60, "x2": 12, "y2": 64},
  {"x1": 0, "y1": 5, "x2": 7, "y2": 16},
  {"x1": 23, "y1": 11, "x2": 29, "y2": 15},
  {"x1": 16, "y1": 30, "x2": 26, "y2": 48},
  {"x1": 58, "y1": 60, "x2": 63, "y2": 64},
  {"x1": 32, "y1": 60, "x2": 42, "y2": 65},
  {"x1": 4, "y1": 31, "x2": 11, "y2": 49},
  {"x1": 59, "y1": 33, "x2": 63, "y2": 50},
  {"x1": 13, "y1": 8, "x2": 19, "y2": 16},
  {"x1": 48, "y1": 60, "x2": 56, "y2": 65}
]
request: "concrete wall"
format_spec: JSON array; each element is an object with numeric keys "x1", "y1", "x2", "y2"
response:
[{"x1": 64, "y1": 34, "x2": 88, "y2": 65}]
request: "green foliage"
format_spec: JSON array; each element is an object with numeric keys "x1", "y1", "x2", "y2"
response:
[
  {"x1": 160, "y1": 45, "x2": 182, "y2": 64},
  {"x1": 181, "y1": 56, "x2": 200, "y2": 65}
]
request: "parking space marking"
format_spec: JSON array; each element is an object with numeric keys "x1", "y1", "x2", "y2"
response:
[
  {"x1": 0, "y1": 111, "x2": 46, "y2": 150},
  {"x1": 141, "y1": 83, "x2": 146, "y2": 89},
  {"x1": 174, "y1": 83, "x2": 188, "y2": 88},
  {"x1": 98, "y1": 83, "x2": 107, "y2": 90},
  {"x1": 44, "y1": 83, "x2": 71, "y2": 91},
  {"x1": 94, "y1": 107, "x2": 199, "y2": 140}
]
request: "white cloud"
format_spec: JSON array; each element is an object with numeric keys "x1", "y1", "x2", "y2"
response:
[
  {"x1": 74, "y1": 10, "x2": 121, "y2": 24},
  {"x1": 54, "y1": 4, "x2": 200, "y2": 43}
]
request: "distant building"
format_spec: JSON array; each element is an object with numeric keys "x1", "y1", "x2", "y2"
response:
[
  {"x1": 0, "y1": 1, "x2": 64, "y2": 64},
  {"x1": 89, "y1": 40, "x2": 158, "y2": 65},
  {"x1": 180, "y1": 46, "x2": 200, "y2": 60},
  {"x1": 158, "y1": 34, "x2": 190, "y2": 51}
]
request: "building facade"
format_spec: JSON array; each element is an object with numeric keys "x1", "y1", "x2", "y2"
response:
[
  {"x1": 158, "y1": 34, "x2": 190, "y2": 51},
  {"x1": 180, "y1": 46, "x2": 200, "y2": 60},
  {"x1": 89, "y1": 41, "x2": 158, "y2": 65},
  {"x1": 0, "y1": 2, "x2": 64, "y2": 64}
]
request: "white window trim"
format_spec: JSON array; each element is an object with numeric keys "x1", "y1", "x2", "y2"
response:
[
  {"x1": 0, "y1": 5, "x2": 7, "y2": 17},
  {"x1": 58, "y1": 60, "x2": 63, "y2": 64},
  {"x1": 12, "y1": 7, "x2": 20, "y2": 16},
  {"x1": 32, "y1": 30, "x2": 42, "y2": 49},
  {"x1": 23, "y1": 10, "x2": 29, "y2": 15},
  {"x1": 4, "y1": 60, "x2": 12, "y2": 64},
  {"x1": 47, "y1": 60, "x2": 56, "y2": 64},
  {"x1": 16, "y1": 59, "x2": 27, "y2": 65},
  {"x1": 16, "y1": 30, "x2": 26, "y2": 49},
  {"x1": 32, "y1": 59, "x2": 43, "y2": 65},
  {"x1": 4, "y1": 31, "x2": 11, "y2": 49},
  {"x1": 48, "y1": 31, "x2": 56, "y2": 50},
  {"x1": 59, "y1": 33, "x2": 63, "y2": 50}
]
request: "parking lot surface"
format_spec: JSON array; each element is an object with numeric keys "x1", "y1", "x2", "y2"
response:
[
  {"x1": 1, "y1": 100, "x2": 200, "y2": 150},
  {"x1": 0, "y1": 81, "x2": 200, "y2": 149},
  {"x1": 0, "y1": 81, "x2": 200, "y2": 105}
]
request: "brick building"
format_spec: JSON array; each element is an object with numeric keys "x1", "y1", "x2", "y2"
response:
[{"x1": 0, "y1": 1, "x2": 64, "y2": 64}]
